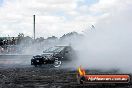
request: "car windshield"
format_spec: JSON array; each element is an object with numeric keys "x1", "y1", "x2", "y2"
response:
[
  {"x1": 41, "y1": 53, "x2": 52, "y2": 57},
  {"x1": 43, "y1": 46, "x2": 65, "y2": 53}
]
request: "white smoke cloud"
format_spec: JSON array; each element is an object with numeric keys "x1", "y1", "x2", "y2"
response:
[{"x1": 72, "y1": 0, "x2": 132, "y2": 73}]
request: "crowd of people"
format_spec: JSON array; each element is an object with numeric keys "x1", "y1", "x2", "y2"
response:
[
  {"x1": 0, "y1": 33, "x2": 27, "y2": 54},
  {"x1": 0, "y1": 37, "x2": 20, "y2": 54}
]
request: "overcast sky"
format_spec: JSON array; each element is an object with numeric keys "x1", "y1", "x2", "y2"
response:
[{"x1": 0, "y1": 0, "x2": 131, "y2": 38}]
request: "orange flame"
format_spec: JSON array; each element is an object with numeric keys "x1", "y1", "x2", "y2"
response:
[{"x1": 78, "y1": 66, "x2": 86, "y2": 76}]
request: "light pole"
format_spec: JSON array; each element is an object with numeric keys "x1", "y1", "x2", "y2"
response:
[{"x1": 33, "y1": 15, "x2": 36, "y2": 40}]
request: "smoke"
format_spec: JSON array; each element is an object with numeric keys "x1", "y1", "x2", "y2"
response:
[
  {"x1": 72, "y1": 31, "x2": 129, "y2": 71},
  {"x1": 70, "y1": 4, "x2": 132, "y2": 73}
]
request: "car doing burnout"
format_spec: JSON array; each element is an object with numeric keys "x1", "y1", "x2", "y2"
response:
[{"x1": 31, "y1": 46, "x2": 75, "y2": 67}]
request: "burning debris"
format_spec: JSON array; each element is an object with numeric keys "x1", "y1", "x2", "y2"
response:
[{"x1": 78, "y1": 66, "x2": 86, "y2": 76}]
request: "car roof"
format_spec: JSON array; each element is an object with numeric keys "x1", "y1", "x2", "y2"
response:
[{"x1": 43, "y1": 46, "x2": 66, "y2": 53}]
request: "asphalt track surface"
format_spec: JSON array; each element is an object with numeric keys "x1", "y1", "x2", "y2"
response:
[{"x1": 0, "y1": 55, "x2": 132, "y2": 88}]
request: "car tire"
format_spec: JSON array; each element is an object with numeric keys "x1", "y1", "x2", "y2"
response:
[{"x1": 53, "y1": 58, "x2": 62, "y2": 68}]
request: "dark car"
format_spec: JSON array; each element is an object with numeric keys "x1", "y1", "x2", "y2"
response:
[{"x1": 31, "y1": 46, "x2": 75, "y2": 67}]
